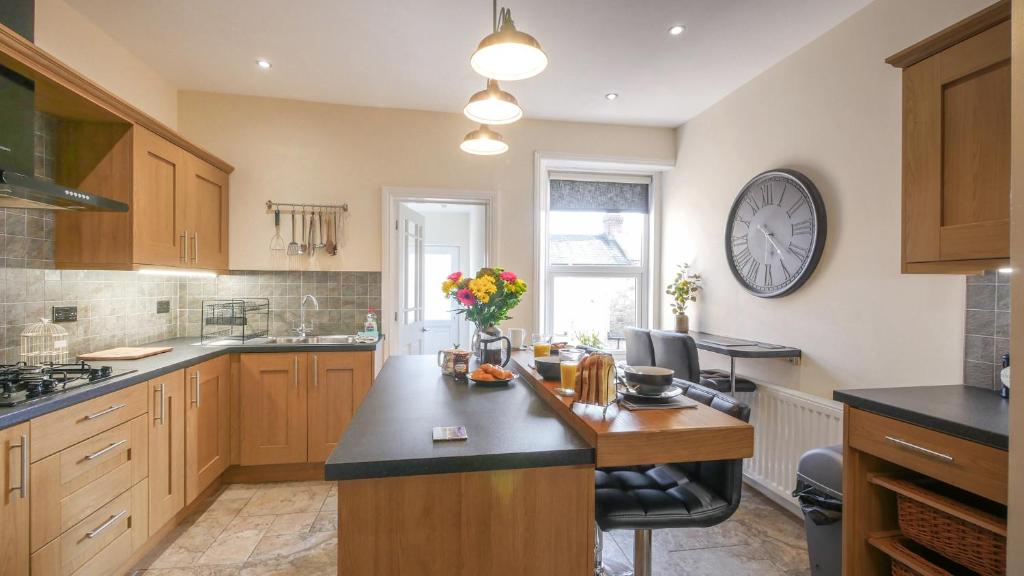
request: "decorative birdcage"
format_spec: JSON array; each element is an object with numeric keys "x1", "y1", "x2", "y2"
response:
[{"x1": 20, "y1": 318, "x2": 69, "y2": 365}]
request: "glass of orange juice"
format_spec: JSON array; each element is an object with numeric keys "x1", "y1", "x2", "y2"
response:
[
  {"x1": 556, "y1": 349, "x2": 581, "y2": 396},
  {"x1": 532, "y1": 334, "x2": 552, "y2": 357}
]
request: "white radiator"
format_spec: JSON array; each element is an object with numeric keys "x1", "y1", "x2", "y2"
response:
[{"x1": 735, "y1": 382, "x2": 843, "y2": 517}]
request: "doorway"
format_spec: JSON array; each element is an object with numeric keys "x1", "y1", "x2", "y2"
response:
[{"x1": 383, "y1": 189, "x2": 493, "y2": 357}]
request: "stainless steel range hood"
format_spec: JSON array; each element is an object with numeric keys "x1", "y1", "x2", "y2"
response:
[{"x1": 0, "y1": 64, "x2": 128, "y2": 212}]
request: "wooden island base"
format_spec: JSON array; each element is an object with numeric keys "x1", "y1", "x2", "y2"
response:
[{"x1": 338, "y1": 464, "x2": 594, "y2": 576}]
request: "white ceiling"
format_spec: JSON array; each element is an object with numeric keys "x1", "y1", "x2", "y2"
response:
[{"x1": 65, "y1": 0, "x2": 871, "y2": 127}]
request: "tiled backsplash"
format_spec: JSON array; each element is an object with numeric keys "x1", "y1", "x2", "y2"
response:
[
  {"x1": 964, "y1": 270, "x2": 1010, "y2": 390},
  {"x1": 178, "y1": 271, "x2": 381, "y2": 338}
]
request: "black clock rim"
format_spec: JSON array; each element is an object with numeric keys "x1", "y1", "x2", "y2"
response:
[{"x1": 724, "y1": 168, "x2": 827, "y2": 299}]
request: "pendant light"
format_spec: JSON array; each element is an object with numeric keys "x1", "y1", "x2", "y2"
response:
[
  {"x1": 464, "y1": 79, "x2": 523, "y2": 125},
  {"x1": 460, "y1": 125, "x2": 509, "y2": 156},
  {"x1": 470, "y1": 1, "x2": 548, "y2": 81}
]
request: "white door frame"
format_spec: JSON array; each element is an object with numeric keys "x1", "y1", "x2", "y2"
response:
[{"x1": 381, "y1": 187, "x2": 499, "y2": 357}]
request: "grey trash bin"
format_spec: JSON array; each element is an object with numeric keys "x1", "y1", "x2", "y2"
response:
[{"x1": 793, "y1": 445, "x2": 843, "y2": 576}]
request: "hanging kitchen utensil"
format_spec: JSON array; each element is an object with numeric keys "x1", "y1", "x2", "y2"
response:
[
  {"x1": 325, "y1": 211, "x2": 337, "y2": 255},
  {"x1": 299, "y1": 208, "x2": 308, "y2": 254},
  {"x1": 287, "y1": 210, "x2": 300, "y2": 256},
  {"x1": 316, "y1": 209, "x2": 326, "y2": 249},
  {"x1": 308, "y1": 211, "x2": 317, "y2": 257},
  {"x1": 269, "y1": 209, "x2": 285, "y2": 252}
]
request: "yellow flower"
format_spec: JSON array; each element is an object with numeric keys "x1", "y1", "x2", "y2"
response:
[
  {"x1": 442, "y1": 279, "x2": 456, "y2": 294},
  {"x1": 512, "y1": 279, "x2": 527, "y2": 294},
  {"x1": 468, "y1": 276, "x2": 497, "y2": 302}
]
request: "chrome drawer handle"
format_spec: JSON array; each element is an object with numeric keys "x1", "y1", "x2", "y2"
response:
[
  {"x1": 86, "y1": 510, "x2": 127, "y2": 539},
  {"x1": 85, "y1": 439, "x2": 127, "y2": 461},
  {"x1": 85, "y1": 404, "x2": 126, "y2": 420},
  {"x1": 884, "y1": 436, "x2": 954, "y2": 462},
  {"x1": 9, "y1": 434, "x2": 28, "y2": 498}
]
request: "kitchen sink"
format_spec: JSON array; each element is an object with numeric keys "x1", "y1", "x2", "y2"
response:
[{"x1": 264, "y1": 335, "x2": 357, "y2": 345}]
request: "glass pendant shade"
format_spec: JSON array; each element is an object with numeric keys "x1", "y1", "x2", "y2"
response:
[
  {"x1": 464, "y1": 80, "x2": 523, "y2": 125},
  {"x1": 460, "y1": 125, "x2": 509, "y2": 155},
  {"x1": 470, "y1": 19, "x2": 548, "y2": 81}
]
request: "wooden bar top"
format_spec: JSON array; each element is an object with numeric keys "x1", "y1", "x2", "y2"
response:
[{"x1": 511, "y1": 351, "x2": 754, "y2": 468}]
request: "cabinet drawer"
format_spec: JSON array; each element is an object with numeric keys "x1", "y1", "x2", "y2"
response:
[
  {"x1": 32, "y1": 383, "x2": 148, "y2": 462},
  {"x1": 847, "y1": 407, "x2": 1007, "y2": 503},
  {"x1": 31, "y1": 416, "x2": 146, "y2": 552},
  {"x1": 31, "y1": 479, "x2": 147, "y2": 576}
]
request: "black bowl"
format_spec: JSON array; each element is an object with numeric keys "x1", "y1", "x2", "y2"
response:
[
  {"x1": 623, "y1": 366, "x2": 674, "y2": 395},
  {"x1": 534, "y1": 356, "x2": 562, "y2": 381}
]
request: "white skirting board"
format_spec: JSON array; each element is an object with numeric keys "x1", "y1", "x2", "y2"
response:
[{"x1": 735, "y1": 383, "x2": 844, "y2": 519}]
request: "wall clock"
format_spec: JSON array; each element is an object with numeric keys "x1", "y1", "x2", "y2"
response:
[{"x1": 725, "y1": 169, "x2": 827, "y2": 298}]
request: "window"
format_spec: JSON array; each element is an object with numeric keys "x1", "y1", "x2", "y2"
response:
[{"x1": 542, "y1": 172, "x2": 653, "y2": 351}]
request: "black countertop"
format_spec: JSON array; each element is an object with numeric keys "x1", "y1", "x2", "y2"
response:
[
  {"x1": 324, "y1": 355, "x2": 594, "y2": 481},
  {"x1": 833, "y1": 385, "x2": 1009, "y2": 450},
  {"x1": 0, "y1": 337, "x2": 380, "y2": 430}
]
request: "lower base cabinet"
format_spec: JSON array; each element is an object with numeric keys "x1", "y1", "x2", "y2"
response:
[
  {"x1": 149, "y1": 371, "x2": 186, "y2": 536},
  {"x1": 307, "y1": 351, "x2": 373, "y2": 463},
  {"x1": 186, "y1": 356, "x2": 230, "y2": 504},
  {"x1": 0, "y1": 423, "x2": 30, "y2": 576}
]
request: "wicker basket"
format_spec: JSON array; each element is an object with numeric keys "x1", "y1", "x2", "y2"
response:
[{"x1": 897, "y1": 494, "x2": 1005, "y2": 576}]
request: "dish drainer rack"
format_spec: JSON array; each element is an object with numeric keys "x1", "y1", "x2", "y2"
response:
[{"x1": 200, "y1": 298, "x2": 270, "y2": 344}]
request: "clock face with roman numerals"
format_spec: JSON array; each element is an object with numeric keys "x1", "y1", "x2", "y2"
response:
[{"x1": 725, "y1": 169, "x2": 827, "y2": 298}]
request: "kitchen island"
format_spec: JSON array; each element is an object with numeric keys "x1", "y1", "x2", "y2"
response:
[{"x1": 327, "y1": 352, "x2": 755, "y2": 575}]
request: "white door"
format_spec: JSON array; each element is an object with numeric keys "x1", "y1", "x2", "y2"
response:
[
  {"x1": 397, "y1": 204, "x2": 426, "y2": 355},
  {"x1": 424, "y1": 245, "x2": 461, "y2": 354}
]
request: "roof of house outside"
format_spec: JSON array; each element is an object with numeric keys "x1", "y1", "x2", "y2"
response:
[{"x1": 549, "y1": 234, "x2": 634, "y2": 266}]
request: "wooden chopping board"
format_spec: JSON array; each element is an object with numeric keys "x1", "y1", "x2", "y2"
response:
[{"x1": 78, "y1": 346, "x2": 173, "y2": 360}]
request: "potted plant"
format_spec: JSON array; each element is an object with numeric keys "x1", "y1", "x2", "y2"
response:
[
  {"x1": 442, "y1": 268, "x2": 527, "y2": 362},
  {"x1": 666, "y1": 264, "x2": 702, "y2": 333}
]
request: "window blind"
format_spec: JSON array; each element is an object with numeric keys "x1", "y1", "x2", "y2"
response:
[{"x1": 549, "y1": 177, "x2": 650, "y2": 213}]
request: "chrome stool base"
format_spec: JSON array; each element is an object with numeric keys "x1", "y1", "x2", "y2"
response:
[{"x1": 594, "y1": 528, "x2": 649, "y2": 576}]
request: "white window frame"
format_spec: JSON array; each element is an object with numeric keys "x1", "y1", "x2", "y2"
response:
[{"x1": 533, "y1": 152, "x2": 673, "y2": 344}]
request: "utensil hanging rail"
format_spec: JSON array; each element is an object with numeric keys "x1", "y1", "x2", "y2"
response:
[{"x1": 266, "y1": 200, "x2": 349, "y2": 213}]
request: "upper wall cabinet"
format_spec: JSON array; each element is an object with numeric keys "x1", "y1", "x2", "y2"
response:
[
  {"x1": 889, "y1": 1, "x2": 1010, "y2": 274},
  {"x1": 0, "y1": 21, "x2": 233, "y2": 272}
]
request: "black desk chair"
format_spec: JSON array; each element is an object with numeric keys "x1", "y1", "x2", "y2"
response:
[
  {"x1": 650, "y1": 330, "x2": 756, "y2": 393},
  {"x1": 594, "y1": 381, "x2": 751, "y2": 576}
]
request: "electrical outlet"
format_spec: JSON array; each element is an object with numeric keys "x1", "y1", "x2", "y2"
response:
[
  {"x1": 156, "y1": 300, "x2": 171, "y2": 314},
  {"x1": 52, "y1": 306, "x2": 77, "y2": 323}
]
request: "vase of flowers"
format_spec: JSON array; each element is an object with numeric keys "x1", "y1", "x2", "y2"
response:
[
  {"x1": 666, "y1": 264, "x2": 702, "y2": 333},
  {"x1": 442, "y1": 267, "x2": 527, "y2": 362}
]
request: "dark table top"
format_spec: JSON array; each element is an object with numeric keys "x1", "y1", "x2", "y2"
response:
[
  {"x1": 325, "y1": 355, "x2": 594, "y2": 481},
  {"x1": 0, "y1": 336, "x2": 381, "y2": 430},
  {"x1": 689, "y1": 331, "x2": 801, "y2": 359},
  {"x1": 833, "y1": 385, "x2": 1009, "y2": 450}
]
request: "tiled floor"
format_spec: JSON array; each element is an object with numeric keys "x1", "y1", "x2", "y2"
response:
[{"x1": 131, "y1": 481, "x2": 809, "y2": 576}]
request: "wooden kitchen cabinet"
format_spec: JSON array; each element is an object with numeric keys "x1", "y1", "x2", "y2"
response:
[
  {"x1": 149, "y1": 370, "x2": 185, "y2": 536},
  {"x1": 55, "y1": 126, "x2": 232, "y2": 272},
  {"x1": 186, "y1": 356, "x2": 230, "y2": 504},
  {"x1": 889, "y1": 1, "x2": 1011, "y2": 273},
  {"x1": 0, "y1": 423, "x2": 30, "y2": 576},
  {"x1": 307, "y1": 351, "x2": 374, "y2": 462},
  {"x1": 240, "y1": 353, "x2": 308, "y2": 466}
]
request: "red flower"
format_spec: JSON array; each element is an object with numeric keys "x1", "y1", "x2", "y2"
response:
[
  {"x1": 499, "y1": 271, "x2": 517, "y2": 282},
  {"x1": 448, "y1": 271, "x2": 463, "y2": 282},
  {"x1": 456, "y1": 288, "x2": 476, "y2": 305}
]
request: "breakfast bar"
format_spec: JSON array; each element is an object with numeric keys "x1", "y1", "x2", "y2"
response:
[{"x1": 326, "y1": 352, "x2": 755, "y2": 575}]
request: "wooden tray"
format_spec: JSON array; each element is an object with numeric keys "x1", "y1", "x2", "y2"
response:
[{"x1": 78, "y1": 346, "x2": 173, "y2": 360}]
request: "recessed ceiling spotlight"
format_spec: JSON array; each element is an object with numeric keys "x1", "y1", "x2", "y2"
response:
[
  {"x1": 605, "y1": 92, "x2": 619, "y2": 101},
  {"x1": 256, "y1": 58, "x2": 272, "y2": 70},
  {"x1": 668, "y1": 24, "x2": 686, "y2": 36}
]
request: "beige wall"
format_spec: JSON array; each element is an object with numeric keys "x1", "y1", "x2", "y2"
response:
[
  {"x1": 660, "y1": 0, "x2": 994, "y2": 399},
  {"x1": 177, "y1": 90, "x2": 675, "y2": 332},
  {"x1": 34, "y1": 0, "x2": 178, "y2": 127}
]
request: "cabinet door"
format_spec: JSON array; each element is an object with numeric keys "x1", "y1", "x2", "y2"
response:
[
  {"x1": 0, "y1": 423, "x2": 29, "y2": 576},
  {"x1": 148, "y1": 371, "x2": 185, "y2": 536},
  {"x1": 185, "y1": 355, "x2": 230, "y2": 505},
  {"x1": 307, "y1": 352, "x2": 373, "y2": 463},
  {"x1": 903, "y1": 21, "x2": 1010, "y2": 266},
  {"x1": 184, "y1": 154, "x2": 229, "y2": 271},
  {"x1": 240, "y1": 353, "x2": 307, "y2": 466},
  {"x1": 133, "y1": 127, "x2": 189, "y2": 267}
]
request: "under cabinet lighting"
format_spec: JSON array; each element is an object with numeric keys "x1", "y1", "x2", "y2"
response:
[
  {"x1": 998, "y1": 267, "x2": 1013, "y2": 274},
  {"x1": 138, "y1": 268, "x2": 218, "y2": 278}
]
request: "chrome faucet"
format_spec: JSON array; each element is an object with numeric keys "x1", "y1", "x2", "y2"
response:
[{"x1": 296, "y1": 294, "x2": 320, "y2": 337}]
